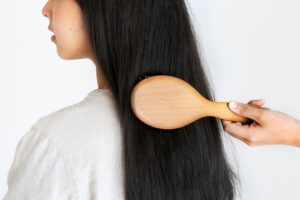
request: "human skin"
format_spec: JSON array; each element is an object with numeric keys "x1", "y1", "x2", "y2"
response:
[
  {"x1": 222, "y1": 99, "x2": 300, "y2": 147},
  {"x1": 41, "y1": 0, "x2": 111, "y2": 90}
]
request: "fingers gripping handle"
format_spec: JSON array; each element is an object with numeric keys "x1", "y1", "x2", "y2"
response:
[{"x1": 210, "y1": 102, "x2": 249, "y2": 123}]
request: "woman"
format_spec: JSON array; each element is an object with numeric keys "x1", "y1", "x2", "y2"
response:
[{"x1": 3, "y1": 0, "x2": 239, "y2": 199}]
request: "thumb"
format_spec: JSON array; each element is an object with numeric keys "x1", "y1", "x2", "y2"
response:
[{"x1": 228, "y1": 100, "x2": 264, "y2": 123}]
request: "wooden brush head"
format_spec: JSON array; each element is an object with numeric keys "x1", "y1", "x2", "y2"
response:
[{"x1": 130, "y1": 75, "x2": 248, "y2": 130}]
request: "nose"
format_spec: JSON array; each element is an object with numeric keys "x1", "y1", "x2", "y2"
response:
[{"x1": 41, "y1": 2, "x2": 51, "y2": 18}]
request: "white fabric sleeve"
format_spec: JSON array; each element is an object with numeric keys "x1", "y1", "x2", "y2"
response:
[{"x1": 3, "y1": 129, "x2": 75, "y2": 200}]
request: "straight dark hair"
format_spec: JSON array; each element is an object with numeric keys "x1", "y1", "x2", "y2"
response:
[{"x1": 76, "y1": 0, "x2": 239, "y2": 199}]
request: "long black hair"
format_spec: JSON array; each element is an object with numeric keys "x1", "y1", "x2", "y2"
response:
[{"x1": 76, "y1": 0, "x2": 239, "y2": 199}]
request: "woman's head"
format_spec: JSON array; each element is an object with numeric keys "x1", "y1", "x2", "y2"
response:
[
  {"x1": 42, "y1": 0, "x2": 93, "y2": 60},
  {"x1": 43, "y1": 0, "x2": 240, "y2": 199}
]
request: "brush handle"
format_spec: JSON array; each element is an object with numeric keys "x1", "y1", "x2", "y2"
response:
[{"x1": 207, "y1": 102, "x2": 250, "y2": 123}]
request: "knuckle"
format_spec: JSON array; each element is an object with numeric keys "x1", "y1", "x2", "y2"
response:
[
  {"x1": 248, "y1": 99, "x2": 258, "y2": 105},
  {"x1": 239, "y1": 104, "x2": 248, "y2": 114},
  {"x1": 257, "y1": 110, "x2": 267, "y2": 121},
  {"x1": 248, "y1": 100, "x2": 254, "y2": 104}
]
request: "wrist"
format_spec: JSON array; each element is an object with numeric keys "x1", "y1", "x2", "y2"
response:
[
  {"x1": 285, "y1": 120, "x2": 300, "y2": 148},
  {"x1": 296, "y1": 121, "x2": 300, "y2": 147}
]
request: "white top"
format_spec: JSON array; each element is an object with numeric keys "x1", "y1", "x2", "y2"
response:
[{"x1": 3, "y1": 89, "x2": 124, "y2": 200}]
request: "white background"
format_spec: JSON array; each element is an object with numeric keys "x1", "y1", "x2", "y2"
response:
[{"x1": 1, "y1": 0, "x2": 300, "y2": 199}]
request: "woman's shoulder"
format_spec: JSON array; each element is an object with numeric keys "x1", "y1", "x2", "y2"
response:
[
  {"x1": 29, "y1": 89, "x2": 122, "y2": 154},
  {"x1": 4, "y1": 90, "x2": 124, "y2": 199}
]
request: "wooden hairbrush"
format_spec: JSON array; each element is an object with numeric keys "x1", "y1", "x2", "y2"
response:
[{"x1": 130, "y1": 75, "x2": 251, "y2": 130}]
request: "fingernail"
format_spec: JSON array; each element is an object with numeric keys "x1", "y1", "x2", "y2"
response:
[
  {"x1": 229, "y1": 101, "x2": 238, "y2": 110},
  {"x1": 258, "y1": 99, "x2": 265, "y2": 106}
]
